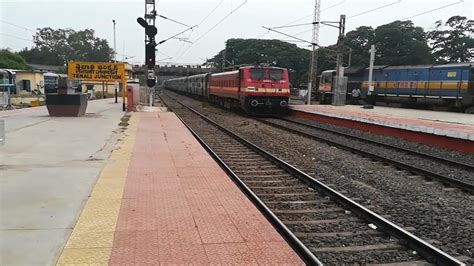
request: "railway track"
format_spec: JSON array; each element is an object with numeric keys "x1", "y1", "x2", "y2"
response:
[
  {"x1": 160, "y1": 93, "x2": 464, "y2": 265},
  {"x1": 256, "y1": 117, "x2": 474, "y2": 194}
]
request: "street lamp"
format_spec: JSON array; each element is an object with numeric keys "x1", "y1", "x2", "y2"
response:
[
  {"x1": 112, "y1": 19, "x2": 118, "y2": 103},
  {"x1": 112, "y1": 20, "x2": 117, "y2": 62}
]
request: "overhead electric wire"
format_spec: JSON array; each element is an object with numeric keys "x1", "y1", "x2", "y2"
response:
[
  {"x1": 0, "y1": 20, "x2": 35, "y2": 32},
  {"x1": 262, "y1": 26, "x2": 319, "y2": 47},
  {"x1": 348, "y1": 0, "x2": 402, "y2": 19},
  {"x1": 0, "y1": 32, "x2": 34, "y2": 43},
  {"x1": 192, "y1": 0, "x2": 247, "y2": 43},
  {"x1": 401, "y1": 0, "x2": 464, "y2": 20},
  {"x1": 257, "y1": 0, "x2": 346, "y2": 39},
  {"x1": 157, "y1": 26, "x2": 197, "y2": 45},
  {"x1": 157, "y1": 50, "x2": 173, "y2": 59},
  {"x1": 172, "y1": 0, "x2": 224, "y2": 61},
  {"x1": 157, "y1": 14, "x2": 192, "y2": 28},
  {"x1": 197, "y1": 0, "x2": 224, "y2": 26},
  {"x1": 176, "y1": 0, "x2": 248, "y2": 60},
  {"x1": 292, "y1": 0, "x2": 403, "y2": 37}
]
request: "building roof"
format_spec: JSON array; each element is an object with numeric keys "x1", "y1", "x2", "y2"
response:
[{"x1": 28, "y1": 64, "x2": 63, "y2": 72}]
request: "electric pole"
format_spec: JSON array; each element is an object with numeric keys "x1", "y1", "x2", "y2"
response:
[
  {"x1": 222, "y1": 48, "x2": 226, "y2": 71},
  {"x1": 333, "y1": 14, "x2": 346, "y2": 106},
  {"x1": 367, "y1": 44, "x2": 376, "y2": 104},
  {"x1": 307, "y1": 0, "x2": 321, "y2": 105}
]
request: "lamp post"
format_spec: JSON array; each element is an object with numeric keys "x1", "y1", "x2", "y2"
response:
[
  {"x1": 113, "y1": 19, "x2": 118, "y2": 103},
  {"x1": 113, "y1": 20, "x2": 117, "y2": 62}
]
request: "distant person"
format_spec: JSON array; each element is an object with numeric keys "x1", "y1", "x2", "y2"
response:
[{"x1": 351, "y1": 88, "x2": 361, "y2": 105}]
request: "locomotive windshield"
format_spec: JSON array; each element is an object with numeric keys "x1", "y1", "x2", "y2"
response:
[
  {"x1": 269, "y1": 69, "x2": 283, "y2": 81},
  {"x1": 250, "y1": 68, "x2": 264, "y2": 80},
  {"x1": 250, "y1": 68, "x2": 284, "y2": 81}
]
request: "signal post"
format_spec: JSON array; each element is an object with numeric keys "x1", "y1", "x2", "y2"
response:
[{"x1": 137, "y1": 0, "x2": 158, "y2": 107}]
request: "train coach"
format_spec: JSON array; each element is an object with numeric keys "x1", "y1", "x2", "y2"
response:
[
  {"x1": 317, "y1": 62, "x2": 474, "y2": 113},
  {"x1": 164, "y1": 66, "x2": 290, "y2": 115}
]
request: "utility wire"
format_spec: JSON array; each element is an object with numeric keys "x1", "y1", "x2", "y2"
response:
[
  {"x1": 0, "y1": 20, "x2": 35, "y2": 32},
  {"x1": 157, "y1": 50, "x2": 173, "y2": 58},
  {"x1": 272, "y1": 22, "x2": 317, "y2": 30},
  {"x1": 401, "y1": 0, "x2": 463, "y2": 20},
  {"x1": 173, "y1": 0, "x2": 224, "y2": 60},
  {"x1": 177, "y1": 0, "x2": 248, "y2": 60},
  {"x1": 157, "y1": 26, "x2": 197, "y2": 45},
  {"x1": 348, "y1": 0, "x2": 402, "y2": 19},
  {"x1": 157, "y1": 14, "x2": 192, "y2": 28},
  {"x1": 0, "y1": 32, "x2": 34, "y2": 43},
  {"x1": 262, "y1": 26, "x2": 319, "y2": 46},
  {"x1": 198, "y1": 0, "x2": 224, "y2": 26},
  {"x1": 292, "y1": 0, "x2": 403, "y2": 36},
  {"x1": 257, "y1": 0, "x2": 346, "y2": 38},
  {"x1": 193, "y1": 0, "x2": 247, "y2": 44}
]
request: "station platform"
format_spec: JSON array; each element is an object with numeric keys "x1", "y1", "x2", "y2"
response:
[
  {"x1": 289, "y1": 104, "x2": 474, "y2": 153},
  {"x1": 56, "y1": 111, "x2": 302, "y2": 264}
]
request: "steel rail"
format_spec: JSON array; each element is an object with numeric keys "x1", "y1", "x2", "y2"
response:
[
  {"x1": 257, "y1": 118, "x2": 474, "y2": 194},
  {"x1": 280, "y1": 117, "x2": 474, "y2": 171},
  {"x1": 161, "y1": 93, "x2": 465, "y2": 266}
]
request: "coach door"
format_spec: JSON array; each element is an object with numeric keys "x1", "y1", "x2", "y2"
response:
[{"x1": 468, "y1": 68, "x2": 474, "y2": 95}]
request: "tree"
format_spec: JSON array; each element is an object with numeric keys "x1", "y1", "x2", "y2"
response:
[
  {"x1": 428, "y1": 16, "x2": 474, "y2": 63},
  {"x1": 0, "y1": 49, "x2": 28, "y2": 69},
  {"x1": 20, "y1": 27, "x2": 113, "y2": 66},
  {"x1": 208, "y1": 39, "x2": 311, "y2": 85},
  {"x1": 374, "y1": 20, "x2": 432, "y2": 65},
  {"x1": 343, "y1": 21, "x2": 432, "y2": 66},
  {"x1": 344, "y1": 26, "x2": 375, "y2": 67}
]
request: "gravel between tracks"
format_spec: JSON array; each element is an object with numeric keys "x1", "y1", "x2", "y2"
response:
[
  {"x1": 264, "y1": 118, "x2": 474, "y2": 185},
  {"x1": 163, "y1": 91, "x2": 474, "y2": 263},
  {"x1": 289, "y1": 113, "x2": 474, "y2": 166}
]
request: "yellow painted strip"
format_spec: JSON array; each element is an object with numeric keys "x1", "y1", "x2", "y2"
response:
[{"x1": 56, "y1": 113, "x2": 139, "y2": 265}]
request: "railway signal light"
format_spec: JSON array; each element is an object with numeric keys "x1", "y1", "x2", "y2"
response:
[
  {"x1": 138, "y1": 16, "x2": 157, "y2": 86},
  {"x1": 145, "y1": 43, "x2": 156, "y2": 69}
]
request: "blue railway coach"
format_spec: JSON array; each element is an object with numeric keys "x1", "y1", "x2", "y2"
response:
[{"x1": 318, "y1": 62, "x2": 474, "y2": 113}]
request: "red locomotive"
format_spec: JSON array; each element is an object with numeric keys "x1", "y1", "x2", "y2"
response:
[{"x1": 164, "y1": 66, "x2": 290, "y2": 115}]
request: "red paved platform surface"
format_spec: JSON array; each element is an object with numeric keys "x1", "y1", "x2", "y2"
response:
[
  {"x1": 290, "y1": 105, "x2": 474, "y2": 154},
  {"x1": 109, "y1": 112, "x2": 303, "y2": 264}
]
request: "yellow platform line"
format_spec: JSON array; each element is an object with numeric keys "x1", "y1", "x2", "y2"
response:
[{"x1": 56, "y1": 113, "x2": 139, "y2": 265}]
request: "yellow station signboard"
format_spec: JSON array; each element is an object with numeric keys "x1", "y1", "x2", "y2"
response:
[
  {"x1": 68, "y1": 61, "x2": 127, "y2": 110},
  {"x1": 67, "y1": 61, "x2": 125, "y2": 82}
]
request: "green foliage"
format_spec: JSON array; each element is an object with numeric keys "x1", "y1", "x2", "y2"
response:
[
  {"x1": 0, "y1": 49, "x2": 28, "y2": 69},
  {"x1": 19, "y1": 27, "x2": 113, "y2": 66},
  {"x1": 344, "y1": 26, "x2": 375, "y2": 67},
  {"x1": 344, "y1": 21, "x2": 432, "y2": 66},
  {"x1": 374, "y1": 21, "x2": 432, "y2": 65},
  {"x1": 208, "y1": 39, "x2": 310, "y2": 85},
  {"x1": 427, "y1": 16, "x2": 474, "y2": 63}
]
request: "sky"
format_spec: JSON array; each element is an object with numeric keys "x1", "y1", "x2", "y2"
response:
[{"x1": 0, "y1": 0, "x2": 472, "y2": 66}]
